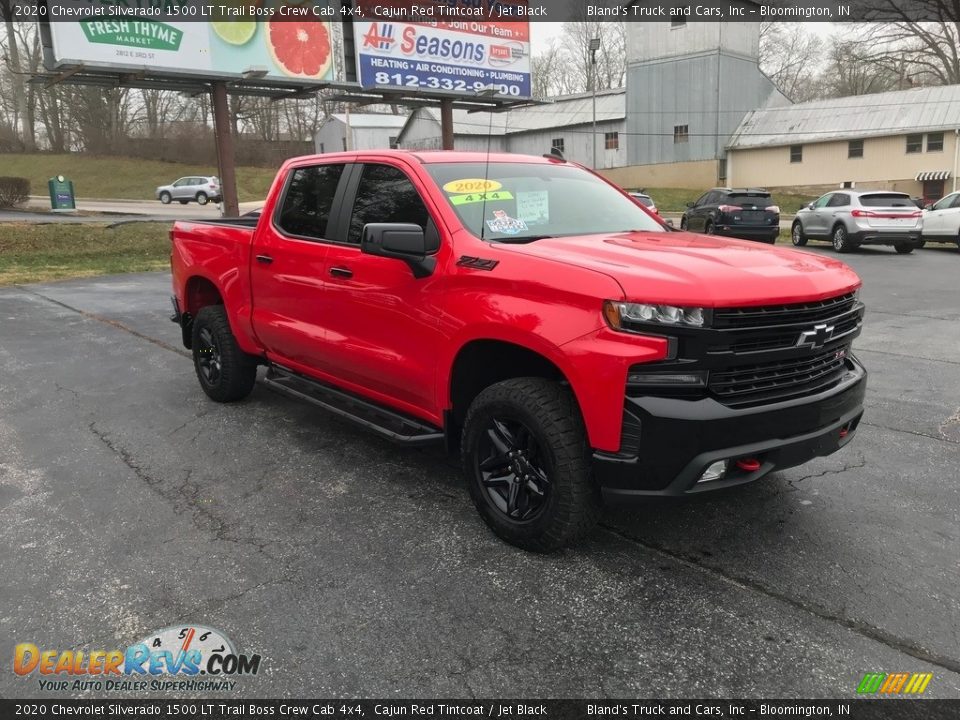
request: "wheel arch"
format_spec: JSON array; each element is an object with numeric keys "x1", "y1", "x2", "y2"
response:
[
  {"x1": 179, "y1": 276, "x2": 224, "y2": 349},
  {"x1": 446, "y1": 338, "x2": 578, "y2": 452}
]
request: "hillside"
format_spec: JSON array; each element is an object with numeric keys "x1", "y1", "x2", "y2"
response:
[{"x1": 0, "y1": 154, "x2": 277, "y2": 202}]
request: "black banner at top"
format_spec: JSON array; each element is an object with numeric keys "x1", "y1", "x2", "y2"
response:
[
  {"x1": 6, "y1": 0, "x2": 960, "y2": 23},
  {"x1": 1, "y1": 699, "x2": 960, "y2": 720}
]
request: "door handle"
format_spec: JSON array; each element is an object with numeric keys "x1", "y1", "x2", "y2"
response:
[
  {"x1": 329, "y1": 266, "x2": 353, "y2": 279},
  {"x1": 256, "y1": 254, "x2": 273, "y2": 264}
]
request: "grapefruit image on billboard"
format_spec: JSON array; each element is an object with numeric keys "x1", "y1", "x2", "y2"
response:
[{"x1": 266, "y1": 21, "x2": 333, "y2": 79}]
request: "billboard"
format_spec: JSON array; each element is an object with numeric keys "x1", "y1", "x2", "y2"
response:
[
  {"x1": 45, "y1": 10, "x2": 336, "y2": 85},
  {"x1": 352, "y1": 4, "x2": 531, "y2": 99}
]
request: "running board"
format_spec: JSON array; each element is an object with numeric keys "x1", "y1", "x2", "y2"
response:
[{"x1": 262, "y1": 366, "x2": 445, "y2": 446}]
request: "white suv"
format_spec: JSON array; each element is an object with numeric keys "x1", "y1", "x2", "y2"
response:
[
  {"x1": 791, "y1": 190, "x2": 923, "y2": 254},
  {"x1": 156, "y1": 176, "x2": 221, "y2": 206},
  {"x1": 921, "y1": 191, "x2": 960, "y2": 250}
]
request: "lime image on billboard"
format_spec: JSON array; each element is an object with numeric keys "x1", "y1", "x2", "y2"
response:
[{"x1": 46, "y1": 7, "x2": 335, "y2": 84}]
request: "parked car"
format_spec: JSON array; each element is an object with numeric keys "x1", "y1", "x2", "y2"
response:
[
  {"x1": 680, "y1": 188, "x2": 780, "y2": 244},
  {"x1": 156, "y1": 176, "x2": 222, "y2": 206},
  {"x1": 170, "y1": 150, "x2": 865, "y2": 551},
  {"x1": 791, "y1": 190, "x2": 923, "y2": 254},
  {"x1": 629, "y1": 191, "x2": 659, "y2": 216},
  {"x1": 921, "y1": 191, "x2": 960, "y2": 250}
]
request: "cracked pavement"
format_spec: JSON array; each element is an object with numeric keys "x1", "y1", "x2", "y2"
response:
[{"x1": 0, "y1": 244, "x2": 958, "y2": 699}]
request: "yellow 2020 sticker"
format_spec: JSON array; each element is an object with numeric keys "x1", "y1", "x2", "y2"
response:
[{"x1": 443, "y1": 178, "x2": 503, "y2": 194}]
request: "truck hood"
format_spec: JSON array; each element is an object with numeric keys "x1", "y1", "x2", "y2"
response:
[{"x1": 498, "y1": 231, "x2": 860, "y2": 307}]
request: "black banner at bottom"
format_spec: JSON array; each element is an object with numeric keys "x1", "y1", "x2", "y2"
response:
[{"x1": 1, "y1": 700, "x2": 958, "y2": 720}]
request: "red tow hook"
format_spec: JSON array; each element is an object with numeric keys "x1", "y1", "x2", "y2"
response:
[
  {"x1": 735, "y1": 458, "x2": 761, "y2": 472},
  {"x1": 839, "y1": 427, "x2": 850, "y2": 439}
]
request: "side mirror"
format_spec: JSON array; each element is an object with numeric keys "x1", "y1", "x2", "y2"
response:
[
  {"x1": 360, "y1": 223, "x2": 436, "y2": 278},
  {"x1": 685, "y1": 201, "x2": 695, "y2": 208},
  {"x1": 924, "y1": 203, "x2": 933, "y2": 210},
  {"x1": 806, "y1": 202, "x2": 815, "y2": 210}
]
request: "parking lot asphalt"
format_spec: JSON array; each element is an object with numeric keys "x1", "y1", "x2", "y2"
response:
[{"x1": 0, "y1": 243, "x2": 958, "y2": 700}]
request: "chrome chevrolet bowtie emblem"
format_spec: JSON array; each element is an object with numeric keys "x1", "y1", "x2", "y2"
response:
[{"x1": 797, "y1": 323, "x2": 835, "y2": 350}]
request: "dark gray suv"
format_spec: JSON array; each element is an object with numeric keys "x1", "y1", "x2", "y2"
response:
[{"x1": 791, "y1": 190, "x2": 922, "y2": 254}]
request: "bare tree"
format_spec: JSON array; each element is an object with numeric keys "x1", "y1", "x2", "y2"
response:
[
  {"x1": 1, "y1": 0, "x2": 35, "y2": 149},
  {"x1": 759, "y1": 23, "x2": 827, "y2": 102},
  {"x1": 852, "y1": 1, "x2": 960, "y2": 86},
  {"x1": 824, "y1": 37, "x2": 900, "y2": 97}
]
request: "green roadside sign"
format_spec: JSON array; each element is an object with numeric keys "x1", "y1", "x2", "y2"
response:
[{"x1": 48, "y1": 175, "x2": 76, "y2": 212}]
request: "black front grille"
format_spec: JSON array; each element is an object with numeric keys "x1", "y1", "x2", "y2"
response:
[
  {"x1": 709, "y1": 345, "x2": 850, "y2": 407},
  {"x1": 713, "y1": 292, "x2": 857, "y2": 329}
]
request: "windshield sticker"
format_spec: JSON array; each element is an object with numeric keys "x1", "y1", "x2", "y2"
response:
[
  {"x1": 449, "y1": 190, "x2": 514, "y2": 206},
  {"x1": 443, "y1": 179, "x2": 503, "y2": 194},
  {"x1": 516, "y1": 191, "x2": 549, "y2": 225},
  {"x1": 486, "y1": 210, "x2": 528, "y2": 235}
]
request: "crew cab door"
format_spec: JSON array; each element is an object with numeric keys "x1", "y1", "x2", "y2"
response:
[
  {"x1": 319, "y1": 162, "x2": 445, "y2": 414},
  {"x1": 249, "y1": 162, "x2": 348, "y2": 364}
]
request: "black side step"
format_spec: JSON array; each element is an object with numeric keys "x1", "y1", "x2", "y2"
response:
[{"x1": 262, "y1": 366, "x2": 445, "y2": 446}]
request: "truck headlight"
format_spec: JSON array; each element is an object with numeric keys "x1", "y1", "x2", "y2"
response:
[{"x1": 604, "y1": 301, "x2": 708, "y2": 330}]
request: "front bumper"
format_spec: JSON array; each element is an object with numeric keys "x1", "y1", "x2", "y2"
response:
[{"x1": 594, "y1": 357, "x2": 867, "y2": 501}]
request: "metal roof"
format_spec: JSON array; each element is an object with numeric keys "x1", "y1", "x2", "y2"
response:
[
  {"x1": 409, "y1": 88, "x2": 626, "y2": 137},
  {"x1": 728, "y1": 84, "x2": 960, "y2": 150}
]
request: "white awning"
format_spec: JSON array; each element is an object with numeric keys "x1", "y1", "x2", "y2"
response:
[{"x1": 916, "y1": 170, "x2": 951, "y2": 181}]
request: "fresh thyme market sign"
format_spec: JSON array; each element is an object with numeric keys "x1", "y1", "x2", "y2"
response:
[{"x1": 80, "y1": 21, "x2": 184, "y2": 51}]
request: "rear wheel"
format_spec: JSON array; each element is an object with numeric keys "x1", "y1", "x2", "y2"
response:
[
  {"x1": 159, "y1": 192, "x2": 171, "y2": 205},
  {"x1": 791, "y1": 222, "x2": 808, "y2": 247},
  {"x1": 461, "y1": 378, "x2": 601, "y2": 552},
  {"x1": 196, "y1": 192, "x2": 209, "y2": 206},
  {"x1": 894, "y1": 243, "x2": 914, "y2": 254},
  {"x1": 191, "y1": 305, "x2": 258, "y2": 403},
  {"x1": 832, "y1": 224, "x2": 854, "y2": 253}
]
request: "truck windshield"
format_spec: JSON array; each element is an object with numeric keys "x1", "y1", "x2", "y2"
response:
[{"x1": 424, "y1": 162, "x2": 666, "y2": 241}]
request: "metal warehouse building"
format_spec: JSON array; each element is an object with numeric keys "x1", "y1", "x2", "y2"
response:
[
  {"x1": 397, "y1": 89, "x2": 626, "y2": 170},
  {"x1": 726, "y1": 85, "x2": 960, "y2": 204}
]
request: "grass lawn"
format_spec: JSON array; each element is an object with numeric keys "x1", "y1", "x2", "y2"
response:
[
  {"x1": 640, "y1": 187, "x2": 817, "y2": 215},
  {"x1": 0, "y1": 222, "x2": 171, "y2": 285},
  {"x1": 0, "y1": 154, "x2": 276, "y2": 203}
]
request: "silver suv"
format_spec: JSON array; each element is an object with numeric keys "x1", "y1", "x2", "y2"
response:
[
  {"x1": 156, "y1": 176, "x2": 221, "y2": 206},
  {"x1": 791, "y1": 190, "x2": 922, "y2": 254}
]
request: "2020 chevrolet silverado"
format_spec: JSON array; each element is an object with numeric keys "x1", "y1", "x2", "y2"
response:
[{"x1": 170, "y1": 151, "x2": 867, "y2": 551}]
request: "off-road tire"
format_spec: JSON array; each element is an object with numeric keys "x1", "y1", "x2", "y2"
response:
[
  {"x1": 191, "y1": 305, "x2": 258, "y2": 402},
  {"x1": 461, "y1": 377, "x2": 601, "y2": 552}
]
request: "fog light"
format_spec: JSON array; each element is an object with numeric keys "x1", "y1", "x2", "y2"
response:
[{"x1": 698, "y1": 460, "x2": 727, "y2": 483}]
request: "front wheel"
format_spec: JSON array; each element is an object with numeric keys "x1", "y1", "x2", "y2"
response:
[
  {"x1": 705, "y1": 221, "x2": 715, "y2": 235},
  {"x1": 894, "y1": 243, "x2": 914, "y2": 254},
  {"x1": 680, "y1": 217, "x2": 688, "y2": 231},
  {"x1": 791, "y1": 222, "x2": 808, "y2": 246},
  {"x1": 159, "y1": 192, "x2": 171, "y2": 205},
  {"x1": 191, "y1": 305, "x2": 258, "y2": 402},
  {"x1": 461, "y1": 378, "x2": 601, "y2": 552}
]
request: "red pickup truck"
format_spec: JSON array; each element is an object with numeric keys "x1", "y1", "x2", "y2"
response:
[{"x1": 170, "y1": 150, "x2": 867, "y2": 551}]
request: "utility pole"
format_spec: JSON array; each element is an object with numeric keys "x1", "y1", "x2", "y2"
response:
[
  {"x1": 211, "y1": 81, "x2": 239, "y2": 217},
  {"x1": 589, "y1": 37, "x2": 600, "y2": 169}
]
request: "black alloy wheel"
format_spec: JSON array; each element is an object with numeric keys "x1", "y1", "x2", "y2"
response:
[{"x1": 477, "y1": 416, "x2": 551, "y2": 522}]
